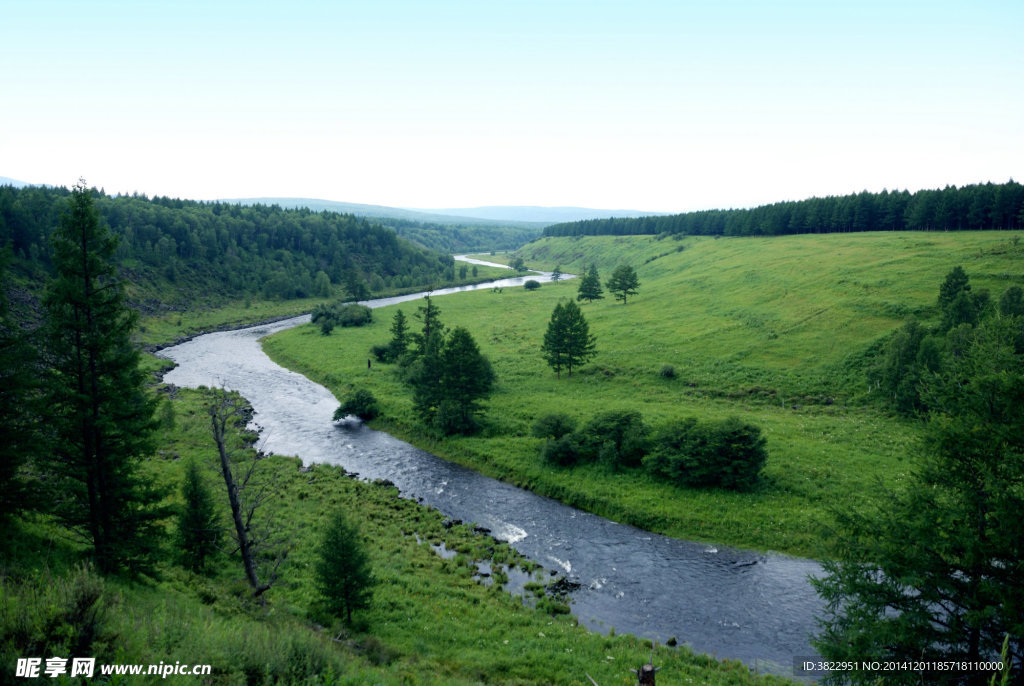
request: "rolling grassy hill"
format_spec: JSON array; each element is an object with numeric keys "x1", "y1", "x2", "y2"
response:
[{"x1": 264, "y1": 231, "x2": 1024, "y2": 557}]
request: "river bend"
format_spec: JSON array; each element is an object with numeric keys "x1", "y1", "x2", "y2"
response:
[{"x1": 159, "y1": 266, "x2": 824, "y2": 678}]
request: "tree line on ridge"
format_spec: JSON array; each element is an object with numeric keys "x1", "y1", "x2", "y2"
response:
[{"x1": 544, "y1": 181, "x2": 1024, "y2": 238}]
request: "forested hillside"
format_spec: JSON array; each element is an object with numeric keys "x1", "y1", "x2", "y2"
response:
[
  {"x1": 544, "y1": 181, "x2": 1024, "y2": 237},
  {"x1": 379, "y1": 216, "x2": 540, "y2": 253},
  {"x1": 0, "y1": 184, "x2": 459, "y2": 313}
]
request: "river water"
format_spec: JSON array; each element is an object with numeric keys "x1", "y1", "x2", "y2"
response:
[{"x1": 159, "y1": 261, "x2": 824, "y2": 679}]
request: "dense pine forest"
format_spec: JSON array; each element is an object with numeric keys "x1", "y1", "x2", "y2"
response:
[
  {"x1": 544, "y1": 181, "x2": 1024, "y2": 237},
  {"x1": 0, "y1": 184, "x2": 460, "y2": 313}
]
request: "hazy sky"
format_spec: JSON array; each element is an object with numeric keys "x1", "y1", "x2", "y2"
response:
[{"x1": 3, "y1": 0, "x2": 1022, "y2": 212}]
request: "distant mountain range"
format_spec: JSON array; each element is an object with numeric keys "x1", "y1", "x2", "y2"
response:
[
  {"x1": 0, "y1": 176, "x2": 32, "y2": 188},
  {"x1": 410, "y1": 205, "x2": 665, "y2": 224},
  {"x1": 1, "y1": 176, "x2": 663, "y2": 227},
  {"x1": 223, "y1": 198, "x2": 665, "y2": 227}
]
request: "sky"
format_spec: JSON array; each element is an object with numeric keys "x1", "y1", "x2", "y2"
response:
[{"x1": 2, "y1": 0, "x2": 1022, "y2": 213}]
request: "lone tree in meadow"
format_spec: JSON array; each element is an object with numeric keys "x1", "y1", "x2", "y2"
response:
[
  {"x1": 576, "y1": 264, "x2": 604, "y2": 303},
  {"x1": 606, "y1": 264, "x2": 640, "y2": 304},
  {"x1": 315, "y1": 509, "x2": 374, "y2": 624},
  {"x1": 541, "y1": 299, "x2": 597, "y2": 378}
]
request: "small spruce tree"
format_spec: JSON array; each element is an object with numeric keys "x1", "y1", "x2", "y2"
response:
[
  {"x1": 177, "y1": 459, "x2": 221, "y2": 573},
  {"x1": 315, "y1": 509, "x2": 374, "y2": 624},
  {"x1": 576, "y1": 264, "x2": 604, "y2": 303}
]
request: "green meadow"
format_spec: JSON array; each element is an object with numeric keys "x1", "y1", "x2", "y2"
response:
[
  {"x1": 3, "y1": 383, "x2": 782, "y2": 685},
  {"x1": 264, "y1": 231, "x2": 1024, "y2": 558}
]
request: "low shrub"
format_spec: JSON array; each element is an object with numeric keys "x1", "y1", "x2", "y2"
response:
[
  {"x1": 577, "y1": 410, "x2": 649, "y2": 468},
  {"x1": 540, "y1": 434, "x2": 584, "y2": 466},
  {"x1": 531, "y1": 413, "x2": 577, "y2": 439},
  {"x1": 337, "y1": 303, "x2": 373, "y2": 327},
  {"x1": 312, "y1": 302, "x2": 373, "y2": 335},
  {"x1": 0, "y1": 564, "x2": 115, "y2": 661},
  {"x1": 645, "y1": 416, "x2": 767, "y2": 490},
  {"x1": 370, "y1": 344, "x2": 391, "y2": 363},
  {"x1": 334, "y1": 389, "x2": 380, "y2": 421},
  {"x1": 524, "y1": 280, "x2": 541, "y2": 290}
]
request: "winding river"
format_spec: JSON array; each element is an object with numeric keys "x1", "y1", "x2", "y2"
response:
[{"x1": 159, "y1": 260, "x2": 824, "y2": 679}]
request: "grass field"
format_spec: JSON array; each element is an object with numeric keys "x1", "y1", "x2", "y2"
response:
[
  {"x1": 3, "y1": 384, "x2": 784, "y2": 685},
  {"x1": 264, "y1": 231, "x2": 1024, "y2": 557}
]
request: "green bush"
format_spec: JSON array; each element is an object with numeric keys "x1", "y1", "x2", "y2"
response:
[
  {"x1": 524, "y1": 279, "x2": 541, "y2": 290},
  {"x1": 645, "y1": 416, "x2": 767, "y2": 490},
  {"x1": 659, "y1": 364, "x2": 676, "y2": 379},
  {"x1": 312, "y1": 302, "x2": 372, "y2": 335},
  {"x1": 0, "y1": 564, "x2": 115, "y2": 661},
  {"x1": 577, "y1": 410, "x2": 649, "y2": 468},
  {"x1": 370, "y1": 344, "x2": 390, "y2": 363},
  {"x1": 531, "y1": 413, "x2": 577, "y2": 439},
  {"x1": 540, "y1": 434, "x2": 583, "y2": 466},
  {"x1": 337, "y1": 303, "x2": 373, "y2": 327},
  {"x1": 333, "y1": 389, "x2": 380, "y2": 421}
]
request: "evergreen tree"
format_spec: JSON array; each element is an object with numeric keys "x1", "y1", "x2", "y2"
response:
[
  {"x1": 410, "y1": 328, "x2": 446, "y2": 423},
  {"x1": 315, "y1": 509, "x2": 374, "y2": 624},
  {"x1": 541, "y1": 299, "x2": 597, "y2": 378},
  {"x1": 410, "y1": 294, "x2": 444, "y2": 356},
  {"x1": 409, "y1": 326, "x2": 494, "y2": 435},
  {"x1": 937, "y1": 265, "x2": 971, "y2": 311},
  {"x1": 0, "y1": 248, "x2": 37, "y2": 518},
  {"x1": 41, "y1": 182, "x2": 168, "y2": 574},
  {"x1": 813, "y1": 316, "x2": 1024, "y2": 684},
  {"x1": 434, "y1": 327, "x2": 495, "y2": 435},
  {"x1": 176, "y1": 459, "x2": 221, "y2": 573},
  {"x1": 576, "y1": 264, "x2": 604, "y2": 303},
  {"x1": 550, "y1": 264, "x2": 562, "y2": 282},
  {"x1": 387, "y1": 309, "x2": 409, "y2": 361},
  {"x1": 606, "y1": 264, "x2": 640, "y2": 304}
]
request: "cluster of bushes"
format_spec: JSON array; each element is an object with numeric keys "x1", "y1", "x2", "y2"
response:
[
  {"x1": 531, "y1": 410, "x2": 767, "y2": 491},
  {"x1": 311, "y1": 302, "x2": 373, "y2": 335}
]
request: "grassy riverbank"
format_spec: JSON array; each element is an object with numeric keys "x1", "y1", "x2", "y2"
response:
[
  {"x1": 263, "y1": 231, "x2": 1024, "y2": 558},
  {"x1": 131, "y1": 263, "x2": 512, "y2": 349},
  {"x1": 3, "y1": 382, "x2": 788, "y2": 685}
]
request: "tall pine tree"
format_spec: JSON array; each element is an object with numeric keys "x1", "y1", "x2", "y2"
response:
[{"x1": 42, "y1": 181, "x2": 168, "y2": 574}]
